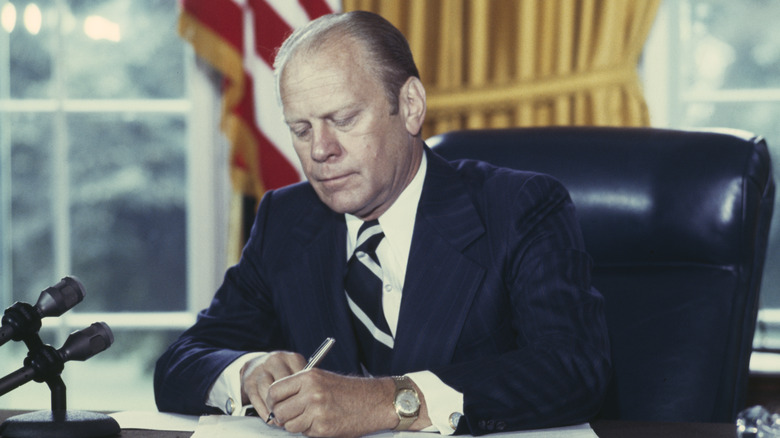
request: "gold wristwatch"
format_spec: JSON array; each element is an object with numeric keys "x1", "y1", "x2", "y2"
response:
[{"x1": 392, "y1": 376, "x2": 420, "y2": 430}]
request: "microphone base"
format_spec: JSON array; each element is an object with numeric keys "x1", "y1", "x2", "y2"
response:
[{"x1": 0, "y1": 410, "x2": 120, "y2": 438}]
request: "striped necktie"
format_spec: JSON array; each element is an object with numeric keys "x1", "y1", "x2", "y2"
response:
[{"x1": 344, "y1": 219, "x2": 394, "y2": 375}]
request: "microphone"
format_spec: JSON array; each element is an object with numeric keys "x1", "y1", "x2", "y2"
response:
[
  {"x1": 0, "y1": 321, "x2": 120, "y2": 438},
  {"x1": 0, "y1": 322, "x2": 114, "y2": 397},
  {"x1": 34, "y1": 276, "x2": 86, "y2": 318},
  {"x1": 59, "y1": 322, "x2": 114, "y2": 362},
  {"x1": 0, "y1": 277, "x2": 86, "y2": 346}
]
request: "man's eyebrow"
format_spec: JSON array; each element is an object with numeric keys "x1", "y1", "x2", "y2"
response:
[
  {"x1": 285, "y1": 118, "x2": 309, "y2": 126},
  {"x1": 331, "y1": 108, "x2": 360, "y2": 118},
  {"x1": 285, "y1": 106, "x2": 361, "y2": 125}
]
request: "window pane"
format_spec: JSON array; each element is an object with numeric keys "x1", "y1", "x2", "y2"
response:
[
  {"x1": 69, "y1": 113, "x2": 187, "y2": 312},
  {"x1": 8, "y1": 0, "x2": 55, "y2": 98},
  {"x1": 65, "y1": 0, "x2": 185, "y2": 99},
  {"x1": 684, "y1": 0, "x2": 780, "y2": 90},
  {"x1": 683, "y1": 102, "x2": 780, "y2": 308},
  {"x1": 10, "y1": 112, "x2": 56, "y2": 301},
  {"x1": 8, "y1": 0, "x2": 184, "y2": 99}
]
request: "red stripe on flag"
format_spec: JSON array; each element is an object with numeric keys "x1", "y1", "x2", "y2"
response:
[
  {"x1": 180, "y1": 0, "x2": 243, "y2": 52},
  {"x1": 255, "y1": 128, "x2": 300, "y2": 189},
  {"x1": 248, "y1": 0, "x2": 293, "y2": 67},
  {"x1": 298, "y1": 0, "x2": 334, "y2": 20}
]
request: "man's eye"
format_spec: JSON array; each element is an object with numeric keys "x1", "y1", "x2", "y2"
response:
[
  {"x1": 293, "y1": 128, "x2": 310, "y2": 138},
  {"x1": 334, "y1": 116, "x2": 355, "y2": 128}
]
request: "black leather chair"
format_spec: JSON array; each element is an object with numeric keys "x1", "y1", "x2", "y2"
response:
[{"x1": 428, "y1": 126, "x2": 775, "y2": 423}]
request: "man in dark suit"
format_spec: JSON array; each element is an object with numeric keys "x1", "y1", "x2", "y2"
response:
[{"x1": 154, "y1": 10, "x2": 610, "y2": 437}]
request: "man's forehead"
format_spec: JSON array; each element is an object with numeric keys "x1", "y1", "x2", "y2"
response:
[
  {"x1": 280, "y1": 44, "x2": 379, "y2": 112},
  {"x1": 281, "y1": 60, "x2": 351, "y2": 106},
  {"x1": 281, "y1": 34, "x2": 369, "y2": 81}
]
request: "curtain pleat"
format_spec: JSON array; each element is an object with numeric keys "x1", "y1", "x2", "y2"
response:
[{"x1": 341, "y1": 0, "x2": 661, "y2": 135}]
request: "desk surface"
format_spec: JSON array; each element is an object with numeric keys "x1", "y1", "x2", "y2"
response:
[
  {"x1": 0, "y1": 410, "x2": 734, "y2": 438},
  {"x1": 591, "y1": 420, "x2": 734, "y2": 438}
]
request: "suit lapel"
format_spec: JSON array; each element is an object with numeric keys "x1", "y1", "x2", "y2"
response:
[
  {"x1": 285, "y1": 199, "x2": 360, "y2": 374},
  {"x1": 392, "y1": 150, "x2": 487, "y2": 373}
]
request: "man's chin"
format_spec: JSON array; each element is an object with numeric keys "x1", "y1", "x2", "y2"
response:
[
  {"x1": 320, "y1": 194, "x2": 364, "y2": 216},
  {"x1": 321, "y1": 197, "x2": 379, "y2": 220}
]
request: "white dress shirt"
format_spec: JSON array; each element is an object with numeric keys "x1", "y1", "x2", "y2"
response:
[{"x1": 207, "y1": 153, "x2": 464, "y2": 434}]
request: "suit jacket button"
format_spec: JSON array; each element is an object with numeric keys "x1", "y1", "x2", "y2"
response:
[
  {"x1": 496, "y1": 421, "x2": 506, "y2": 431},
  {"x1": 486, "y1": 420, "x2": 495, "y2": 431},
  {"x1": 478, "y1": 420, "x2": 486, "y2": 430}
]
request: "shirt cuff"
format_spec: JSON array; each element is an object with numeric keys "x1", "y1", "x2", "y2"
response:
[
  {"x1": 206, "y1": 352, "x2": 266, "y2": 416},
  {"x1": 407, "y1": 370, "x2": 464, "y2": 435}
]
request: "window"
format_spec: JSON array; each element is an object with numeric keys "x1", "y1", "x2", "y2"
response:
[
  {"x1": 642, "y1": 0, "x2": 780, "y2": 367},
  {"x1": 0, "y1": 0, "x2": 228, "y2": 410}
]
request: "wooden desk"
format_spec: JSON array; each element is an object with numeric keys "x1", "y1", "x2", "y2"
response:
[
  {"x1": 591, "y1": 420, "x2": 734, "y2": 438},
  {"x1": 0, "y1": 410, "x2": 735, "y2": 437}
]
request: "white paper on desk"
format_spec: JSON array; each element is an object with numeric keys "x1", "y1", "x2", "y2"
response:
[
  {"x1": 109, "y1": 410, "x2": 199, "y2": 431},
  {"x1": 375, "y1": 423, "x2": 597, "y2": 438},
  {"x1": 192, "y1": 415, "x2": 297, "y2": 437},
  {"x1": 191, "y1": 415, "x2": 597, "y2": 438}
]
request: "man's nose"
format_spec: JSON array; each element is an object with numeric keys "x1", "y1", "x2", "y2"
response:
[{"x1": 311, "y1": 125, "x2": 341, "y2": 162}]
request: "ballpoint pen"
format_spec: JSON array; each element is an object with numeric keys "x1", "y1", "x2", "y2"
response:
[{"x1": 266, "y1": 337, "x2": 336, "y2": 423}]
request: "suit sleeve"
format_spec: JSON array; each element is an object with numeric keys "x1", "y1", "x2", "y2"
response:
[
  {"x1": 432, "y1": 174, "x2": 611, "y2": 435},
  {"x1": 153, "y1": 190, "x2": 284, "y2": 414}
]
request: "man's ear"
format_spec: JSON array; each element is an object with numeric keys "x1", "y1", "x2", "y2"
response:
[{"x1": 400, "y1": 76, "x2": 426, "y2": 136}]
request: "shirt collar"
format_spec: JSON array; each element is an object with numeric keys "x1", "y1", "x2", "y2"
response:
[{"x1": 346, "y1": 151, "x2": 428, "y2": 256}]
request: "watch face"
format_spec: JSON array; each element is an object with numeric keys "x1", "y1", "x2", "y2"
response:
[{"x1": 396, "y1": 389, "x2": 419, "y2": 415}]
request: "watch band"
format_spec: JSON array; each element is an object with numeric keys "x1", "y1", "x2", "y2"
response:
[
  {"x1": 392, "y1": 376, "x2": 420, "y2": 431},
  {"x1": 396, "y1": 409, "x2": 417, "y2": 431}
]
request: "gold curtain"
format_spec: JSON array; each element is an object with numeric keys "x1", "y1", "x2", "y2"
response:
[{"x1": 342, "y1": 0, "x2": 661, "y2": 136}]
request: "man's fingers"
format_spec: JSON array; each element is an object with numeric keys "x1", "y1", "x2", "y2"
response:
[
  {"x1": 247, "y1": 391, "x2": 270, "y2": 420},
  {"x1": 265, "y1": 370, "x2": 304, "y2": 415},
  {"x1": 243, "y1": 365, "x2": 272, "y2": 419},
  {"x1": 240, "y1": 351, "x2": 306, "y2": 419},
  {"x1": 265, "y1": 369, "x2": 336, "y2": 432}
]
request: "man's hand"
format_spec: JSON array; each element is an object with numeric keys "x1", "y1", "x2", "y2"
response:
[
  {"x1": 240, "y1": 351, "x2": 307, "y2": 420},
  {"x1": 267, "y1": 369, "x2": 431, "y2": 437},
  {"x1": 266, "y1": 369, "x2": 396, "y2": 437}
]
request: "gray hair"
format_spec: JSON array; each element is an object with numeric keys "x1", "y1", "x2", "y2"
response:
[{"x1": 273, "y1": 11, "x2": 420, "y2": 114}]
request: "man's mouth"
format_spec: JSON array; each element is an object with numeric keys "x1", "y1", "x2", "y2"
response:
[{"x1": 318, "y1": 172, "x2": 354, "y2": 187}]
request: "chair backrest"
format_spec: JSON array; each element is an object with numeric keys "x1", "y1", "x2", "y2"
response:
[{"x1": 428, "y1": 126, "x2": 775, "y2": 422}]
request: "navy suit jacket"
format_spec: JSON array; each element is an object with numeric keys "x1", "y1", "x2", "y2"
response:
[{"x1": 154, "y1": 148, "x2": 611, "y2": 435}]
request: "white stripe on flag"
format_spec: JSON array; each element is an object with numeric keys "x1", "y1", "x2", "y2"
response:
[
  {"x1": 244, "y1": 55, "x2": 305, "y2": 179},
  {"x1": 241, "y1": 4, "x2": 306, "y2": 180},
  {"x1": 265, "y1": 0, "x2": 313, "y2": 29}
]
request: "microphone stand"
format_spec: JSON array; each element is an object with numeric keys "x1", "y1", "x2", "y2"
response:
[{"x1": 0, "y1": 325, "x2": 120, "y2": 438}]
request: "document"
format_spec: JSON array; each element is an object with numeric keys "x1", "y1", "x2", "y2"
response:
[
  {"x1": 110, "y1": 411, "x2": 598, "y2": 437},
  {"x1": 190, "y1": 415, "x2": 599, "y2": 438},
  {"x1": 109, "y1": 411, "x2": 199, "y2": 432}
]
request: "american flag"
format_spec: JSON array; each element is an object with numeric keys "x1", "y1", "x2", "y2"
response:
[{"x1": 179, "y1": 0, "x2": 340, "y2": 200}]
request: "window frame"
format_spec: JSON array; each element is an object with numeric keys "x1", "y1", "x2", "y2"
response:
[{"x1": 0, "y1": 47, "x2": 228, "y2": 342}]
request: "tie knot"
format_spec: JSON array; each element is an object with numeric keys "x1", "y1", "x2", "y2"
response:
[
  {"x1": 356, "y1": 220, "x2": 384, "y2": 255},
  {"x1": 358, "y1": 219, "x2": 380, "y2": 236}
]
